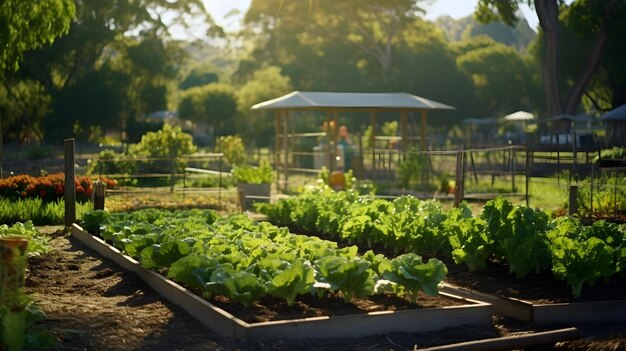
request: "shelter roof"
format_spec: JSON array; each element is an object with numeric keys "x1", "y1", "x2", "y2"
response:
[
  {"x1": 548, "y1": 114, "x2": 595, "y2": 123},
  {"x1": 600, "y1": 104, "x2": 626, "y2": 121},
  {"x1": 503, "y1": 111, "x2": 534, "y2": 121},
  {"x1": 251, "y1": 91, "x2": 455, "y2": 111}
]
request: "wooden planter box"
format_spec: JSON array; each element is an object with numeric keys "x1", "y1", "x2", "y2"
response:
[
  {"x1": 237, "y1": 182, "x2": 271, "y2": 211},
  {"x1": 441, "y1": 283, "x2": 626, "y2": 324},
  {"x1": 71, "y1": 224, "x2": 492, "y2": 340}
]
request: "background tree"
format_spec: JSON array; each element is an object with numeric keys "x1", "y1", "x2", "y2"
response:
[
  {"x1": 178, "y1": 83, "x2": 239, "y2": 136},
  {"x1": 10, "y1": 0, "x2": 216, "y2": 142},
  {"x1": 474, "y1": 0, "x2": 625, "y2": 115},
  {"x1": 557, "y1": 0, "x2": 626, "y2": 111},
  {"x1": 457, "y1": 37, "x2": 538, "y2": 115},
  {"x1": 237, "y1": 66, "x2": 292, "y2": 146},
  {"x1": 0, "y1": 81, "x2": 51, "y2": 142},
  {"x1": 0, "y1": 0, "x2": 75, "y2": 72},
  {"x1": 180, "y1": 69, "x2": 220, "y2": 91}
]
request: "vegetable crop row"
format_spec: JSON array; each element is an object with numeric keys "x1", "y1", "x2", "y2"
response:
[
  {"x1": 257, "y1": 188, "x2": 626, "y2": 298},
  {"x1": 82, "y1": 208, "x2": 448, "y2": 307},
  {"x1": 0, "y1": 221, "x2": 51, "y2": 256}
]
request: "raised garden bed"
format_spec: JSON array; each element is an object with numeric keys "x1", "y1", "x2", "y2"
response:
[
  {"x1": 441, "y1": 283, "x2": 626, "y2": 324},
  {"x1": 440, "y1": 257, "x2": 626, "y2": 323},
  {"x1": 71, "y1": 223, "x2": 492, "y2": 340}
]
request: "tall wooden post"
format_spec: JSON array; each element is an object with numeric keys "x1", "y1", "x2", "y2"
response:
[
  {"x1": 64, "y1": 138, "x2": 76, "y2": 227},
  {"x1": 0, "y1": 111, "x2": 3, "y2": 179},
  {"x1": 325, "y1": 111, "x2": 332, "y2": 170},
  {"x1": 525, "y1": 147, "x2": 531, "y2": 207},
  {"x1": 283, "y1": 110, "x2": 289, "y2": 192},
  {"x1": 371, "y1": 111, "x2": 377, "y2": 174},
  {"x1": 400, "y1": 110, "x2": 408, "y2": 153},
  {"x1": 511, "y1": 147, "x2": 516, "y2": 193},
  {"x1": 568, "y1": 185, "x2": 578, "y2": 216},
  {"x1": 332, "y1": 110, "x2": 338, "y2": 171},
  {"x1": 274, "y1": 111, "x2": 281, "y2": 191},
  {"x1": 454, "y1": 146, "x2": 465, "y2": 207},
  {"x1": 420, "y1": 110, "x2": 428, "y2": 150}
]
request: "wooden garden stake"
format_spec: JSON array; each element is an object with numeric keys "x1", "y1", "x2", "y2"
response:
[{"x1": 64, "y1": 138, "x2": 76, "y2": 227}]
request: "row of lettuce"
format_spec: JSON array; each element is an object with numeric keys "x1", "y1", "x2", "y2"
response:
[
  {"x1": 0, "y1": 221, "x2": 52, "y2": 256},
  {"x1": 256, "y1": 188, "x2": 626, "y2": 298},
  {"x1": 82, "y1": 209, "x2": 447, "y2": 306}
]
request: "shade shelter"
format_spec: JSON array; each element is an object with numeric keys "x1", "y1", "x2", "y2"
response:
[
  {"x1": 251, "y1": 91, "x2": 455, "y2": 190},
  {"x1": 599, "y1": 104, "x2": 626, "y2": 146},
  {"x1": 548, "y1": 113, "x2": 593, "y2": 132},
  {"x1": 503, "y1": 111, "x2": 534, "y2": 121},
  {"x1": 463, "y1": 117, "x2": 497, "y2": 147}
]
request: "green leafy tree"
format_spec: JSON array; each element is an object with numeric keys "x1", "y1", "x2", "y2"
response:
[
  {"x1": 557, "y1": 1, "x2": 626, "y2": 110},
  {"x1": 180, "y1": 69, "x2": 219, "y2": 91},
  {"x1": 474, "y1": 0, "x2": 625, "y2": 115},
  {"x1": 178, "y1": 83, "x2": 238, "y2": 136},
  {"x1": 44, "y1": 69, "x2": 125, "y2": 142},
  {"x1": 457, "y1": 39, "x2": 538, "y2": 115},
  {"x1": 237, "y1": 66, "x2": 292, "y2": 145},
  {"x1": 12, "y1": 0, "x2": 217, "y2": 141},
  {"x1": 240, "y1": 2, "x2": 479, "y2": 124},
  {"x1": 0, "y1": 80, "x2": 51, "y2": 142},
  {"x1": 0, "y1": 0, "x2": 75, "y2": 72},
  {"x1": 129, "y1": 124, "x2": 197, "y2": 173}
]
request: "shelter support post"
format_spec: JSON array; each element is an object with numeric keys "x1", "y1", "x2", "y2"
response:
[
  {"x1": 274, "y1": 112, "x2": 282, "y2": 191},
  {"x1": 371, "y1": 111, "x2": 377, "y2": 174},
  {"x1": 400, "y1": 110, "x2": 408, "y2": 153},
  {"x1": 332, "y1": 110, "x2": 338, "y2": 171},
  {"x1": 326, "y1": 111, "x2": 332, "y2": 171},
  {"x1": 283, "y1": 110, "x2": 290, "y2": 192},
  {"x1": 420, "y1": 110, "x2": 428, "y2": 150}
]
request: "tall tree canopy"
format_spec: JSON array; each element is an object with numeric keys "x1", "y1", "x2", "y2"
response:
[
  {"x1": 475, "y1": 0, "x2": 625, "y2": 115},
  {"x1": 238, "y1": 0, "x2": 484, "y2": 124},
  {"x1": 8, "y1": 0, "x2": 218, "y2": 142},
  {"x1": 0, "y1": 0, "x2": 75, "y2": 72}
]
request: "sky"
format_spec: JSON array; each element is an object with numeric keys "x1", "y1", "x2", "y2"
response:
[{"x1": 201, "y1": 0, "x2": 541, "y2": 33}]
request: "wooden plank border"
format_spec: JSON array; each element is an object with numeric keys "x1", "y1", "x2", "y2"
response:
[
  {"x1": 441, "y1": 283, "x2": 626, "y2": 324},
  {"x1": 71, "y1": 224, "x2": 492, "y2": 340}
]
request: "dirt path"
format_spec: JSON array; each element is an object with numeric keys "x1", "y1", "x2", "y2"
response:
[{"x1": 24, "y1": 227, "x2": 626, "y2": 350}]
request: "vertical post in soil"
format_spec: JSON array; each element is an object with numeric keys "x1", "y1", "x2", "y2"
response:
[
  {"x1": 454, "y1": 146, "x2": 465, "y2": 207},
  {"x1": 526, "y1": 147, "x2": 531, "y2": 207},
  {"x1": 0, "y1": 111, "x2": 3, "y2": 179},
  {"x1": 568, "y1": 185, "x2": 578, "y2": 216},
  {"x1": 218, "y1": 154, "x2": 222, "y2": 207},
  {"x1": 370, "y1": 111, "x2": 376, "y2": 176},
  {"x1": 512, "y1": 147, "x2": 516, "y2": 193},
  {"x1": 64, "y1": 138, "x2": 76, "y2": 227},
  {"x1": 93, "y1": 182, "x2": 106, "y2": 210},
  {"x1": 283, "y1": 110, "x2": 290, "y2": 192}
]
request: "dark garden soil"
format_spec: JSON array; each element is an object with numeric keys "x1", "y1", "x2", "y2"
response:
[
  {"x1": 22, "y1": 227, "x2": 626, "y2": 350},
  {"x1": 442, "y1": 256, "x2": 626, "y2": 304}
]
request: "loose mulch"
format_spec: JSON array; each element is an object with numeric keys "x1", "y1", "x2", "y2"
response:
[{"x1": 21, "y1": 227, "x2": 626, "y2": 350}]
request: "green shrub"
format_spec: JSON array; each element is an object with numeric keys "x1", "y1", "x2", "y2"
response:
[
  {"x1": 216, "y1": 135, "x2": 247, "y2": 166},
  {"x1": 232, "y1": 163, "x2": 274, "y2": 184},
  {"x1": 88, "y1": 149, "x2": 135, "y2": 175},
  {"x1": 594, "y1": 147, "x2": 626, "y2": 161},
  {"x1": 129, "y1": 124, "x2": 197, "y2": 174}
]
